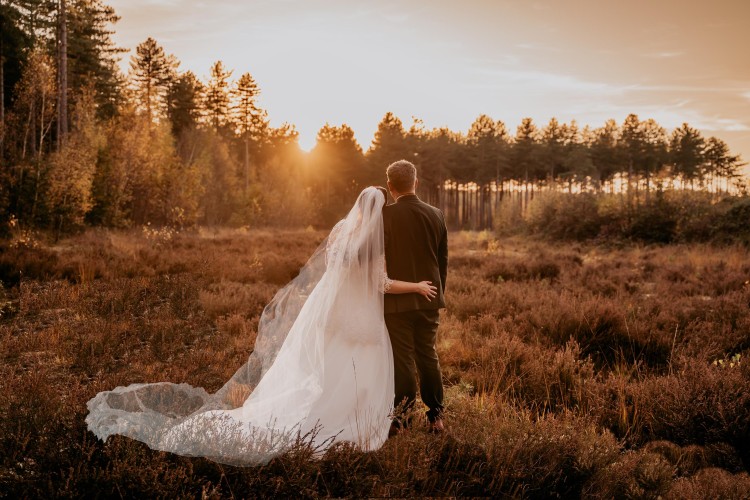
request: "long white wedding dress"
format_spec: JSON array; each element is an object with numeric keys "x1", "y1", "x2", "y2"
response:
[{"x1": 86, "y1": 187, "x2": 394, "y2": 465}]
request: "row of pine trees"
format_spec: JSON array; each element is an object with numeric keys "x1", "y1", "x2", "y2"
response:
[{"x1": 1, "y1": 1, "x2": 746, "y2": 233}]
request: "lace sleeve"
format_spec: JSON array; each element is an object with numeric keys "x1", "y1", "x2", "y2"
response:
[
  {"x1": 382, "y1": 271, "x2": 393, "y2": 293},
  {"x1": 379, "y1": 257, "x2": 393, "y2": 293}
]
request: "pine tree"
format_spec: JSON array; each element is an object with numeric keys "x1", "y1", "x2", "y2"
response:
[
  {"x1": 590, "y1": 119, "x2": 620, "y2": 188},
  {"x1": 466, "y1": 114, "x2": 508, "y2": 183},
  {"x1": 311, "y1": 123, "x2": 365, "y2": 192},
  {"x1": 167, "y1": 70, "x2": 202, "y2": 137},
  {"x1": 232, "y1": 72, "x2": 267, "y2": 190},
  {"x1": 414, "y1": 126, "x2": 458, "y2": 188},
  {"x1": 13, "y1": 0, "x2": 57, "y2": 43},
  {"x1": 366, "y1": 112, "x2": 409, "y2": 184},
  {"x1": 639, "y1": 118, "x2": 667, "y2": 197},
  {"x1": 204, "y1": 60, "x2": 232, "y2": 134},
  {"x1": 669, "y1": 123, "x2": 705, "y2": 186},
  {"x1": 541, "y1": 117, "x2": 564, "y2": 183},
  {"x1": 703, "y1": 137, "x2": 744, "y2": 193},
  {"x1": 66, "y1": 0, "x2": 124, "y2": 118},
  {"x1": 55, "y1": 0, "x2": 68, "y2": 148},
  {"x1": 559, "y1": 120, "x2": 595, "y2": 190},
  {"x1": 129, "y1": 37, "x2": 173, "y2": 123},
  {"x1": 510, "y1": 117, "x2": 540, "y2": 183},
  {"x1": 1, "y1": 3, "x2": 32, "y2": 159}
]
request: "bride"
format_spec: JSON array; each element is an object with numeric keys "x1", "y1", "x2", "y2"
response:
[{"x1": 86, "y1": 186, "x2": 437, "y2": 466}]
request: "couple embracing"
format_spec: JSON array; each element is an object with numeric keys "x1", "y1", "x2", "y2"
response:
[{"x1": 86, "y1": 160, "x2": 448, "y2": 465}]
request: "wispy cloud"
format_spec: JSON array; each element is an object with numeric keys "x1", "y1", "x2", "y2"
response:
[
  {"x1": 107, "y1": 0, "x2": 750, "y2": 169},
  {"x1": 471, "y1": 67, "x2": 625, "y2": 96},
  {"x1": 515, "y1": 42, "x2": 561, "y2": 53},
  {"x1": 644, "y1": 51, "x2": 684, "y2": 58}
]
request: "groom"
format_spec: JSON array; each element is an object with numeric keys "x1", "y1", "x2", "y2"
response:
[{"x1": 383, "y1": 160, "x2": 448, "y2": 435}]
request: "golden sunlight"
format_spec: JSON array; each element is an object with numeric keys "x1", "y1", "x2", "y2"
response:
[
  {"x1": 107, "y1": 0, "x2": 750, "y2": 172},
  {"x1": 298, "y1": 134, "x2": 317, "y2": 153}
]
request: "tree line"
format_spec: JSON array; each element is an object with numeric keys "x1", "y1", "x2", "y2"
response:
[{"x1": 1, "y1": 0, "x2": 746, "y2": 235}]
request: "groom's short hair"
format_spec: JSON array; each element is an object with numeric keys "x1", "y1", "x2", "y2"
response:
[{"x1": 387, "y1": 160, "x2": 417, "y2": 192}]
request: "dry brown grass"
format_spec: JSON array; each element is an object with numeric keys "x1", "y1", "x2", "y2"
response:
[{"x1": 1, "y1": 228, "x2": 749, "y2": 497}]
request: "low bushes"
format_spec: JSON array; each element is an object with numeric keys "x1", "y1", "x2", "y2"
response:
[
  {"x1": 2, "y1": 228, "x2": 749, "y2": 496},
  {"x1": 500, "y1": 190, "x2": 750, "y2": 245}
]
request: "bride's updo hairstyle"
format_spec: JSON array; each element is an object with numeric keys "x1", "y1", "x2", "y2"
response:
[{"x1": 386, "y1": 160, "x2": 417, "y2": 192}]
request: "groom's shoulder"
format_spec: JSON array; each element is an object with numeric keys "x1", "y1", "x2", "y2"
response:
[{"x1": 419, "y1": 199, "x2": 446, "y2": 220}]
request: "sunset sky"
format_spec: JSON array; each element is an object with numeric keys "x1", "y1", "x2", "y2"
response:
[{"x1": 108, "y1": 0, "x2": 750, "y2": 176}]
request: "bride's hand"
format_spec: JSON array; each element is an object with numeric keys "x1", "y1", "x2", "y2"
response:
[{"x1": 414, "y1": 281, "x2": 438, "y2": 301}]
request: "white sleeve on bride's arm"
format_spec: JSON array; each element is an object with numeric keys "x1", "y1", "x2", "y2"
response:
[{"x1": 379, "y1": 258, "x2": 393, "y2": 294}]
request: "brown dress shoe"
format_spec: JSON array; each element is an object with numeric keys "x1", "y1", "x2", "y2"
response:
[{"x1": 429, "y1": 418, "x2": 446, "y2": 434}]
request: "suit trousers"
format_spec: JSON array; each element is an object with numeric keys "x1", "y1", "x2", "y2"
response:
[{"x1": 385, "y1": 309, "x2": 444, "y2": 423}]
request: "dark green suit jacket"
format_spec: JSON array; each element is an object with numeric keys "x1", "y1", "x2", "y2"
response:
[{"x1": 383, "y1": 194, "x2": 448, "y2": 313}]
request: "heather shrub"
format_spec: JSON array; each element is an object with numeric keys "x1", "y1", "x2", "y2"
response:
[
  {"x1": 526, "y1": 191, "x2": 604, "y2": 241},
  {"x1": 584, "y1": 450, "x2": 675, "y2": 499},
  {"x1": 627, "y1": 195, "x2": 678, "y2": 243},
  {"x1": 483, "y1": 255, "x2": 561, "y2": 282},
  {"x1": 489, "y1": 411, "x2": 621, "y2": 498},
  {"x1": 493, "y1": 196, "x2": 526, "y2": 236},
  {"x1": 675, "y1": 191, "x2": 724, "y2": 242},
  {"x1": 666, "y1": 468, "x2": 750, "y2": 499},
  {"x1": 711, "y1": 197, "x2": 750, "y2": 245},
  {"x1": 0, "y1": 243, "x2": 60, "y2": 286},
  {"x1": 3, "y1": 228, "x2": 750, "y2": 496},
  {"x1": 199, "y1": 280, "x2": 276, "y2": 319},
  {"x1": 590, "y1": 361, "x2": 750, "y2": 466},
  {"x1": 642, "y1": 440, "x2": 745, "y2": 476},
  {"x1": 503, "y1": 190, "x2": 750, "y2": 245}
]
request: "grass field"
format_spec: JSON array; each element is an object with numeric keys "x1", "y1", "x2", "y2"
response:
[{"x1": 2, "y1": 227, "x2": 750, "y2": 498}]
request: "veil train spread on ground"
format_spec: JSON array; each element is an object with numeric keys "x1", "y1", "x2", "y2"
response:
[{"x1": 86, "y1": 187, "x2": 394, "y2": 465}]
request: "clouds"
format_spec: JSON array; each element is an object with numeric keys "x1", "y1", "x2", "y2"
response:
[{"x1": 107, "y1": 0, "x2": 750, "y2": 172}]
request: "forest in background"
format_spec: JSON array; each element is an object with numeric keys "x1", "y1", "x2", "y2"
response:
[{"x1": 1, "y1": 0, "x2": 748, "y2": 239}]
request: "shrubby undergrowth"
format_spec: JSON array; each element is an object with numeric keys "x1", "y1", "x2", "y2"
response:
[
  {"x1": 498, "y1": 190, "x2": 750, "y2": 245},
  {"x1": 1, "y1": 229, "x2": 750, "y2": 497}
]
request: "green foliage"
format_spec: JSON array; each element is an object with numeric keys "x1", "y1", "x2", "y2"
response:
[
  {"x1": 47, "y1": 86, "x2": 102, "y2": 231},
  {"x1": 502, "y1": 190, "x2": 750, "y2": 245},
  {"x1": 203, "y1": 60, "x2": 232, "y2": 134},
  {"x1": 308, "y1": 123, "x2": 367, "y2": 224},
  {"x1": 0, "y1": 1, "x2": 747, "y2": 236},
  {"x1": 129, "y1": 37, "x2": 175, "y2": 122},
  {"x1": 627, "y1": 194, "x2": 677, "y2": 243},
  {"x1": 66, "y1": 0, "x2": 125, "y2": 119},
  {"x1": 711, "y1": 197, "x2": 750, "y2": 245},
  {"x1": 366, "y1": 112, "x2": 409, "y2": 183},
  {"x1": 526, "y1": 191, "x2": 604, "y2": 241}
]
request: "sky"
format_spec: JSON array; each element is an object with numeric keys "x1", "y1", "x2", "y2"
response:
[{"x1": 107, "y1": 0, "x2": 750, "y2": 176}]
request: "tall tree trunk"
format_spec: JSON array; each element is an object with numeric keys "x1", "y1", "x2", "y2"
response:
[
  {"x1": 627, "y1": 159, "x2": 633, "y2": 223},
  {"x1": 244, "y1": 136, "x2": 249, "y2": 192},
  {"x1": 39, "y1": 87, "x2": 47, "y2": 159},
  {"x1": 0, "y1": 35, "x2": 4, "y2": 158},
  {"x1": 29, "y1": 100, "x2": 38, "y2": 158},
  {"x1": 56, "y1": 0, "x2": 68, "y2": 149}
]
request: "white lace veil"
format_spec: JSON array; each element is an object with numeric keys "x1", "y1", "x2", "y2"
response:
[{"x1": 86, "y1": 187, "x2": 390, "y2": 465}]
